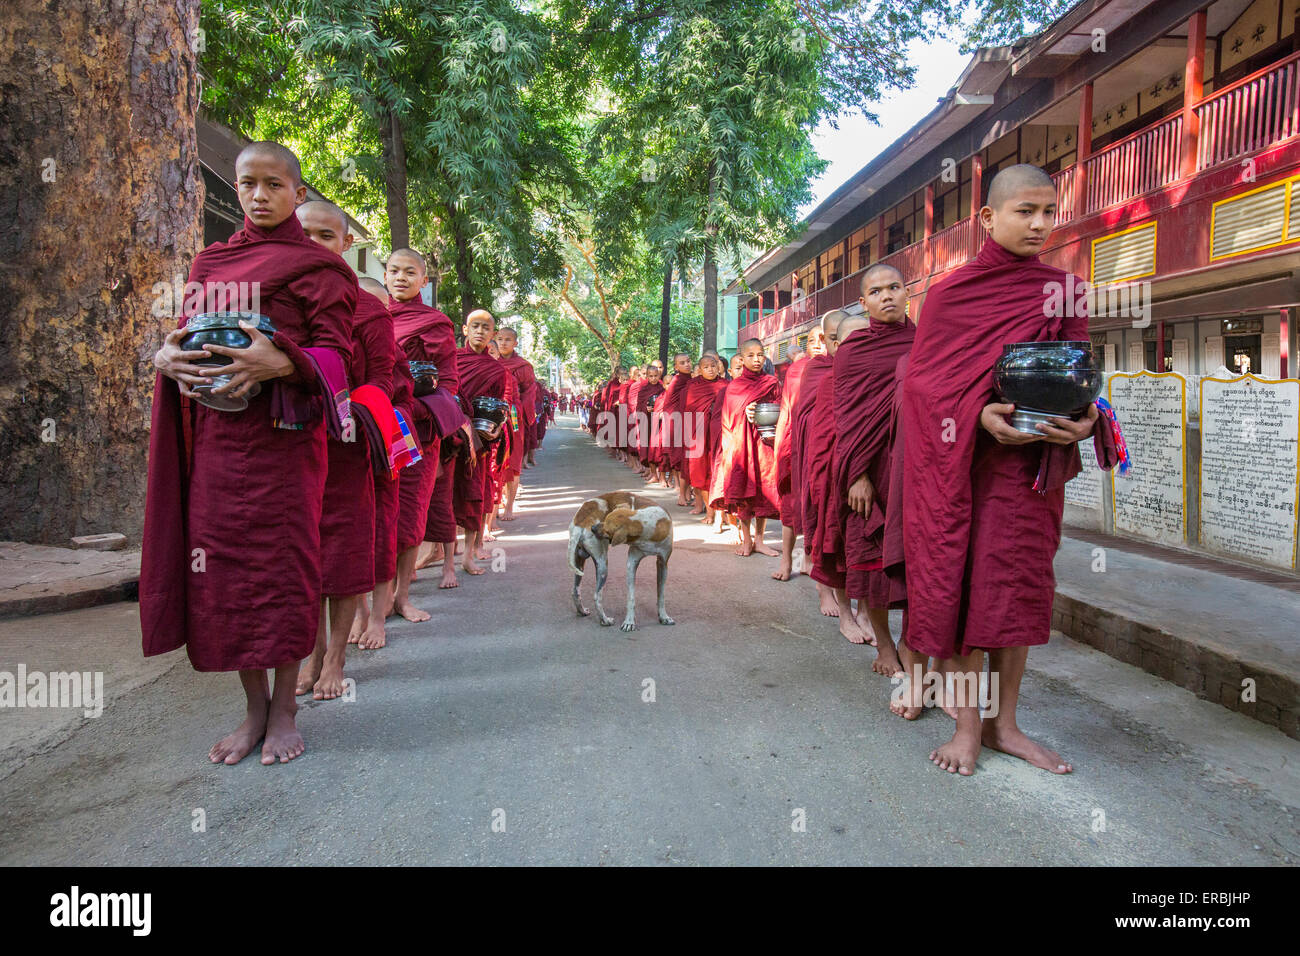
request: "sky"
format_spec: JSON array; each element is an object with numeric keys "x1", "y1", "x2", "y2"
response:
[{"x1": 802, "y1": 34, "x2": 971, "y2": 216}]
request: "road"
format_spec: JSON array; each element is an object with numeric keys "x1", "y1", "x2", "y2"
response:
[{"x1": 0, "y1": 417, "x2": 1295, "y2": 865}]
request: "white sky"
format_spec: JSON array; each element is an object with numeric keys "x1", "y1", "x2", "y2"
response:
[{"x1": 802, "y1": 35, "x2": 971, "y2": 215}]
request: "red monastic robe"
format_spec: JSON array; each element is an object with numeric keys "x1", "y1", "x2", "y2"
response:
[
  {"x1": 708, "y1": 368, "x2": 780, "y2": 519},
  {"x1": 141, "y1": 215, "x2": 355, "y2": 670},
  {"x1": 789, "y1": 355, "x2": 838, "y2": 587},
  {"x1": 899, "y1": 237, "x2": 1093, "y2": 658},
  {"x1": 453, "y1": 347, "x2": 511, "y2": 531},
  {"x1": 498, "y1": 352, "x2": 537, "y2": 479},
  {"x1": 659, "y1": 372, "x2": 690, "y2": 471},
  {"x1": 773, "y1": 354, "x2": 810, "y2": 531},
  {"x1": 378, "y1": 359, "x2": 414, "y2": 579},
  {"x1": 683, "y1": 376, "x2": 726, "y2": 490},
  {"x1": 832, "y1": 319, "x2": 915, "y2": 608},
  {"x1": 635, "y1": 380, "x2": 664, "y2": 462},
  {"x1": 321, "y1": 290, "x2": 396, "y2": 596}
]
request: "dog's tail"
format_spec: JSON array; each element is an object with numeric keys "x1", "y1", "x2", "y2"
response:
[{"x1": 567, "y1": 523, "x2": 585, "y2": 577}]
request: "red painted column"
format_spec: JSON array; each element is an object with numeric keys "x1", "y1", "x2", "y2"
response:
[
  {"x1": 1076, "y1": 81, "x2": 1093, "y2": 220},
  {"x1": 971, "y1": 152, "x2": 983, "y2": 213},
  {"x1": 1157, "y1": 321, "x2": 1166, "y2": 372},
  {"x1": 1281, "y1": 308, "x2": 1290, "y2": 378},
  {"x1": 923, "y1": 182, "x2": 935, "y2": 277},
  {"x1": 1181, "y1": 10, "x2": 1207, "y2": 179}
]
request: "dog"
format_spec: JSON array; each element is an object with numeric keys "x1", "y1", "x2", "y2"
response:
[{"x1": 567, "y1": 492, "x2": 675, "y2": 631}]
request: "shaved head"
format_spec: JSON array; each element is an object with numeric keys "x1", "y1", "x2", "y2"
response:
[
  {"x1": 739, "y1": 337, "x2": 763, "y2": 351},
  {"x1": 838, "y1": 314, "x2": 871, "y2": 339},
  {"x1": 986, "y1": 163, "x2": 1055, "y2": 210},
  {"x1": 236, "y1": 141, "x2": 302, "y2": 186},
  {"x1": 388, "y1": 247, "x2": 428, "y2": 273},
  {"x1": 358, "y1": 276, "x2": 387, "y2": 295},
  {"x1": 821, "y1": 309, "x2": 849, "y2": 337},
  {"x1": 860, "y1": 263, "x2": 904, "y2": 292},
  {"x1": 296, "y1": 199, "x2": 348, "y2": 233}
]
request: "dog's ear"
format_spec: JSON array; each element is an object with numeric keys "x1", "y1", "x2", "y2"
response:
[{"x1": 590, "y1": 520, "x2": 605, "y2": 539}]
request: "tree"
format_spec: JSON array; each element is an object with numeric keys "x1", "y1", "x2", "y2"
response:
[{"x1": 0, "y1": 0, "x2": 203, "y2": 544}]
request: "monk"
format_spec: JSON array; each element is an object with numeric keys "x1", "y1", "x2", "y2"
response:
[
  {"x1": 771, "y1": 335, "x2": 817, "y2": 581},
  {"x1": 494, "y1": 327, "x2": 537, "y2": 521},
  {"x1": 453, "y1": 309, "x2": 511, "y2": 574},
  {"x1": 635, "y1": 363, "x2": 665, "y2": 482},
  {"x1": 900, "y1": 165, "x2": 1106, "y2": 775},
  {"x1": 683, "y1": 354, "x2": 726, "y2": 519},
  {"x1": 834, "y1": 265, "x2": 916, "y2": 684},
  {"x1": 142, "y1": 141, "x2": 355, "y2": 765},
  {"x1": 660, "y1": 352, "x2": 694, "y2": 504},
  {"x1": 348, "y1": 275, "x2": 408, "y2": 652},
  {"x1": 387, "y1": 249, "x2": 461, "y2": 604},
  {"x1": 709, "y1": 338, "x2": 781, "y2": 557},
  {"x1": 293, "y1": 201, "x2": 392, "y2": 698},
  {"x1": 793, "y1": 310, "x2": 871, "y2": 643},
  {"x1": 625, "y1": 366, "x2": 645, "y2": 470}
]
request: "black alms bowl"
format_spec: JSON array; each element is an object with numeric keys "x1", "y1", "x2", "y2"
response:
[
  {"x1": 471, "y1": 396, "x2": 509, "y2": 440},
  {"x1": 408, "y1": 361, "x2": 439, "y2": 397},
  {"x1": 993, "y1": 340, "x2": 1102, "y2": 435},
  {"x1": 179, "y1": 312, "x2": 277, "y2": 412}
]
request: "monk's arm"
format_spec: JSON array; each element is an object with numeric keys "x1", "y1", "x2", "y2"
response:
[
  {"x1": 272, "y1": 271, "x2": 357, "y2": 389},
  {"x1": 153, "y1": 326, "x2": 214, "y2": 397},
  {"x1": 360, "y1": 315, "x2": 396, "y2": 397}
]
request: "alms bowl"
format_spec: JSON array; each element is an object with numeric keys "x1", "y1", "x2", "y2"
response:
[
  {"x1": 179, "y1": 312, "x2": 277, "y2": 412},
  {"x1": 753, "y1": 401, "x2": 781, "y2": 443},
  {"x1": 408, "y1": 361, "x2": 439, "y2": 397},
  {"x1": 471, "y1": 396, "x2": 509, "y2": 440},
  {"x1": 993, "y1": 340, "x2": 1102, "y2": 435}
]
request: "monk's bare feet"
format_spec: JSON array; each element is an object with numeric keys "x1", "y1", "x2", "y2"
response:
[
  {"x1": 753, "y1": 542, "x2": 779, "y2": 557},
  {"x1": 889, "y1": 671, "x2": 923, "y2": 720},
  {"x1": 475, "y1": 547, "x2": 491, "y2": 560},
  {"x1": 358, "y1": 620, "x2": 386, "y2": 649},
  {"x1": 483, "y1": 529, "x2": 500, "y2": 542},
  {"x1": 413, "y1": 541, "x2": 438, "y2": 570},
  {"x1": 295, "y1": 657, "x2": 321, "y2": 696},
  {"x1": 771, "y1": 555, "x2": 792, "y2": 581},
  {"x1": 982, "y1": 723, "x2": 1073, "y2": 774},
  {"x1": 347, "y1": 613, "x2": 366, "y2": 644},
  {"x1": 439, "y1": 566, "x2": 459, "y2": 589},
  {"x1": 930, "y1": 724, "x2": 980, "y2": 775},
  {"x1": 873, "y1": 641, "x2": 903, "y2": 677},
  {"x1": 393, "y1": 600, "x2": 430, "y2": 623},
  {"x1": 839, "y1": 614, "x2": 869, "y2": 645},
  {"x1": 261, "y1": 702, "x2": 305, "y2": 765},
  {"x1": 501, "y1": 511, "x2": 515, "y2": 521},
  {"x1": 853, "y1": 610, "x2": 878, "y2": 647},
  {"x1": 312, "y1": 659, "x2": 347, "y2": 700},
  {"x1": 463, "y1": 557, "x2": 485, "y2": 575},
  {"x1": 734, "y1": 540, "x2": 755, "y2": 557},
  {"x1": 817, "y1": 585, "x2": 839, "y2": 618},
  {"x1": 209, "y1": 703, "x2": 267, "y2": 765}
]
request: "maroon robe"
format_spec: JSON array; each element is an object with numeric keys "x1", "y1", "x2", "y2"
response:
[
  {"x1": 899, "y1": 237, "x2": 1093, "y2": 659},
  {"x1": 141, "y1": 215, "x2": 355, "y2": 670},
  {"x1": 635, "y1": 380, "x2": 664, "y2": 462},
  {"x1": 708, "y1": 368, "x2": 780, "y2": 520},
  {"x1": 683, "y1": 376, "x2": 726, "y2": 490},
  {"x1": 321, "y1": 291, "x2": 396, "y2": 596},
  {"x1": 376, "y1": 359, "x2": 413, "y2": 580},
  {"x1": 498, "y1": 352, "x2": 537, "y2": 479},
  {"x1": 659, "y1": 372, "x2": 691, "y2": 471},
  {"x1": 625, "y1": 380, "x2": 646, "y2": 455},
  {"x1": 453, "y1": 347, "x2": 511, "y2": 531},
  {"x1": 832, "y1": 319, "x2": 915, "y2": 608},
  {"x1": 774, "y1": 354, "x2": 810, "y2": 532},
  {"x1": 803, "y1": 370, "x2": 845, "y2": 585}
]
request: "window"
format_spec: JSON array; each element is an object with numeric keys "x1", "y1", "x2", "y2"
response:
[
  {"x1": 847, "y1": 226, "x2": 872, "y2": 273},
  {"x1": 818, "y1": 241, "x2": 844, "y2": 288}
]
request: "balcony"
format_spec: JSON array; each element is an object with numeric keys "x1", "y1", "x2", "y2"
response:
[{"x1": 743, "y1": 50, "x2": 1300, "y2": 344}]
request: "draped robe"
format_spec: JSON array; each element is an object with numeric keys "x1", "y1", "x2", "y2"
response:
[
  {"x1": 707, "y1": 368, "x2": 780, "y2": 519},
  {"x1": 659, "y1": 372, "x2": 691, "y2": 471},
  {"x1": 635, "y1": 380, "x2": 664, "y2": 462},
  {"x1": 683, "y1": 377, "x2": 726, "y2": 490},
  {"x1": 773, "y1": 354, "x2": 810, "y2": 532},
  {"x1": 453, "y1": 347, "x2": 511, "y2": 531},
  {"x1": 498, "y1": 352, "x2": 538, "y2": 479}
]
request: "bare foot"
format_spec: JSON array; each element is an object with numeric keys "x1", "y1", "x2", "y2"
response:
[
  {"x1": 483, "y1": 529, "x2": 500, "y2": 542},
  {"x1": 873, "y1": 641, "x2": 903, "y2": 677},
  {"x1": 839, "y1": 614, "x2": 870, "y2": 645},
  {"x1": 982, "y1": 724, "x2": 1073, "y2": 774},
  {"x1": 771, "y1": 556, "x2": 792, "y2": 581},
  {"x1": 501, "y1": 512, "x2": 516, "y2": 521},
  {"x1": 312, "y1": 659, "x2": 347, "y2": 700},
  {"x1": 463, "y1": 558, "x2": 486, "y2": 575},
  {"x1": 475, "y1": 547, "x2": 491, "y2": 560},
  {"x1": 413, "y1": 542, "x2": 438, "y2": 570},
  {"x1": 888, "y1": 670, "x2": 923, "y2": 720},
  {"x1": 930, "y1": 725, "x2": 980, "y2": 775},
  {"x1": 439, "y1": 566, "x2": 459, "y2": 589},
  {"x1": 358, "y1": 621, "x2": 387, "y2": 649},
  {"x1": 209, "y1": 704, "x2": 268, "y2": 765},
  {"x1": 261, "y1": 703, "x2": 305, "y2": 765},
  {"x1": 753, "y1": 542, "x2": 779, "y2": 557},
  {"x1": 295, "y1": 657, "x2": 321, "y2": 696},
  {"x1": 853, "y1": 610, "x2": 878, "y2": 647},
  {"x1": 734, "y1": 540, "x2": 755, "y2": 557},
  {"x1": 347, "y1": 613, "x2": 366, "y2": 645},
  {"x1": 393, "y1": 600, "x2": 430, "y2": 623},
  {"x1": 817, "y1": 585, "x2": 840, "y2": 618}
]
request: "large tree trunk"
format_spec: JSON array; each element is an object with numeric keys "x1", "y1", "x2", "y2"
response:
[
  {"x1": 702, "y1": 243, "x2": 718, "y2": 354},
  {"x1": 379, "y1": 107, "x2": 410, "y2": 250},
  {"x1": 0, "y1": 0, "x2": 202, "y2": 545},
  {"x1": 450, "y1": 208, "x2": 474, "y2": 319},
  {"x1": 658, "y1": 258, "x2": 673, "y2": 368}
]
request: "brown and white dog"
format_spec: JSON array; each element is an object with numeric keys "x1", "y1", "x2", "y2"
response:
[{"x1": 567, "y1": 492, "x2": 675, "y2": 631}]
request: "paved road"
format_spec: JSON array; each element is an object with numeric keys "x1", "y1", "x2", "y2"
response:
[{"x1": 1, "y1": 418, "x2": 1295, "y2": 865}]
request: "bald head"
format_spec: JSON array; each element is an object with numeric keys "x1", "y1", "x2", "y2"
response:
[
  {"x1": 986, "y1": 163, "x2": 1055, "y2": 210},
  {"x1": 236, "y1": 141, "x2": 302, "y2": 186},
  {"x1": 821, "y1": 309, "x2": 851, "y2": 354},
  {"x1": 860, "y1": 262, "x2": 904, "y2": 292},
  {"x1": 296, "y1": 199, "x2": 348, "y2": 233},
  {"x1": 388, "y1": 248, "x2": 427, "y2": 272},
  {"x1": 358, "y1": 276, "x2": 388, "y2": 297},
  {"x1": 838, "y1": 314, "x2": 871, "y2": 340}
]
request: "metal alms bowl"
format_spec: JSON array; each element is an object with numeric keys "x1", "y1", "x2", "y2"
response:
[
  {"x1": 993, "y1": 340, "x2": 1102, "y2": 435},
  {"x1": 753, "y1": 401, "x2": 781, "y2": 443},
  {"x1": 408, "y1": 361, "x2": 439, "y2": 397},
  {"x1": 179, "y1": 311, "x2": 277, "y2": 412},
  {"x1": 471, "y1": 396, "x2": 509, "y2": 439}
]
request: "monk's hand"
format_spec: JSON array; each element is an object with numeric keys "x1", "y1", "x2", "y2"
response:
[
  {"x1": 153, "y1": 326, "x2": 213, "y2": 398},
  {"x1": 847, "y1": 474, "x2": 874, "y2": 517},
  {"x1": 980, "y1": 402, "x2": 1042, "y2": 445},
  {"x1": 745, "y1": 403, "x2": 757, "y2": 424},
  {"x1": 201, "y1": 321, "x2": 293, "y2": 398},
  {"x1": 1037, "y1": 402, "x2": 1099, "y2": 445},
  {"x1": 461, "y1": 422, "x2": 477, "y2": 467}
]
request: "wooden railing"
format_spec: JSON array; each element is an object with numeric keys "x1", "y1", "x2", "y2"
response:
[
  {"x1": 1052, "y1": 165, "x2": 1076, "y2": 224},
  {"x1": 928, "y1": 217, "x2": 982, "y2": 274},
  {"x1": 1196, "y1": 50, "x2": 1300, "y2": 171},
  {"x1": 1083, "y1": 113, "x2": 1182, "y2": 214}
]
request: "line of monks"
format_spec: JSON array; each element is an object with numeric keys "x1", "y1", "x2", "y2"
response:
[
  {"x1": 141, "y1": 141, "x2": 557, "y2": 767},
  {"x1": 583, "y1": 163, "x2": 1122, "y2": 776}
]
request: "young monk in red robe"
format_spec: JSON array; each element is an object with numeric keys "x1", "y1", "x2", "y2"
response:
[
  {"x1": 600, "y1": 368, "x2": 628, "y2": 455},
  {"x1": 483, "y1": 339, "x2": 519, "y2": 545},
  {"x1": 793, "y1": 311, "x2": 870, "y2": 644},
  {"x1": 660, "y1": 353, "x2": 694, "y2": 504},
  {"x1": 833, "y1": 266, "x2": 916, "y2": 684},
  {"x1": 388, "y1": 249, "x2": 461, "y2": 603},
  {"x1": 709, "y1": 339, "x2": 781, "y2": 557},
  {"x1": 625, "y1": 367, "x2": 645, "y2": 471},
  {"x1": 454, "y1": 309, "x2": 511, "y2": 573},
  {"x1": 348, "y1": 276, "x2": 406, "y2": 652},
  {"x1": 293, "y1": 201, "x2": 393, "y2": 699},
  {"x1": 635, "y1": 363, "x2": 665, "y2": 482},
  {"x1": 899, "y1": 165, "x2": 1107, "y2": 776},
  {"x1": 771, "y1": 337, "x2": 816, "y2": 581},
  {"x1": 143, "y1": 142, "x2": 355, "y2": 765},
  {"x1": 494, "y1": 327, "x2": 536, "y2": 521},
  {"x1": 683, "y1": 354, "x2": 726, "y2": 518}
]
